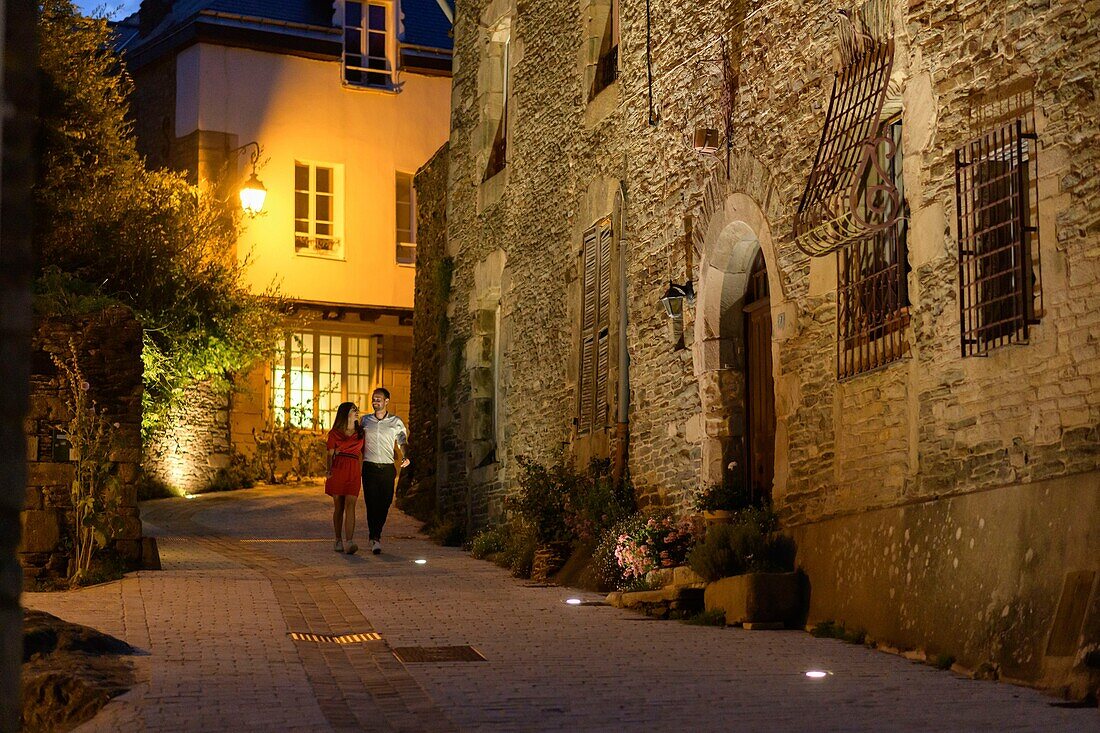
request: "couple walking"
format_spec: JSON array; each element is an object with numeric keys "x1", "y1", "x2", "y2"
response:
[{"x1": 324, "y1": 387, "x2": 409, "y2": 556}]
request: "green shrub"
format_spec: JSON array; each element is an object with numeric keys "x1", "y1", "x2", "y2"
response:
[
  {"x1": 687, "y1": 506, "x2": 790, "y2": 582},
  {"x1": 135, "y1": 472, "x2": 174, "y2": 501},
  {"x1": 683, "y1": 609, "x2": 726, "y2": 627},
  {"x1": 810, "y1": 620, "x2": 866, "y2": 645},
  {"x1": 498, "y1": 524, "x2": 536, "y2": 578},
  {"x1": 427, "y1": 514, "x2": 467, "y2": 547},
  {"x1": 505, "y1": 456, "x2": 574, "y2": 545},
  {"x1": 205, "y1": 452, "x2": 262, "y2": 493},
  {"x1": 469, "y1": 525, "x2": 509, "y2": 559},
  {"x1": 693, "y1": 475, "x2": 753, "y2": 513},
  {"x1": 563, "y1": 459, "x2": 635, "y2": 542},
  {"x1": 932, "y1": 654, "x2": 956, "y2": 670}
]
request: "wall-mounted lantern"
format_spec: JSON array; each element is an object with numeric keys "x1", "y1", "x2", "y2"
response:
[
  {"x1": 231, "y1": 141, "x2": 267, "y2": 216},
  {"x1": 660, "y1": 280, "x2": 695, "y2": 319}
]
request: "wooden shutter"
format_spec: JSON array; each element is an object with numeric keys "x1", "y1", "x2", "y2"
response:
[{"x1": 578, "y1": 219, "x2": 613, "y2": 434}]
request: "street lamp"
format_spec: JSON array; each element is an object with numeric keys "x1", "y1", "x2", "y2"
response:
[
  {"x1": 230, "y1": 141, "x2": 266, "y2": 216},
  {"x1": 660, "y1": 279, "x2": 695, "y2": 319}
]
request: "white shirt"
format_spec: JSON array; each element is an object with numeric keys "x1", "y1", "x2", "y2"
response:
[{"x1": 361, "y1": 412, "x2": 407, "y2": 464}]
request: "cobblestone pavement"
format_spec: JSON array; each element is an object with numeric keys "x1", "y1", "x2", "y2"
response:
[{"x1": 24, "y1": 483, "x2": 1100, "y2": 732}]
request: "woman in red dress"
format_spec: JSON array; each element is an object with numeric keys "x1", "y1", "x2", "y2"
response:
[{"x1": 326, "y1": 402, "x2": 364, "y2": 554}]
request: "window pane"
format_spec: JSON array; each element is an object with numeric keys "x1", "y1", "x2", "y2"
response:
[
  {"x1": 315, "y1": 222, "x2": 332, "y2": 237},
  {"x1": 271, "y1": 338, "x2": 286, "y2": 424},
  {"x1": 288, "y1": 332, "x2": 314, "y2": 428},
  {"x1": 369, "y1": 3, "x2": 386, "y2": 30},
  {"x1": 317, "y1": 335, "x2": 342, "y2": 429},
  {"x1": 315, "y1": 167, "x2": 333, "y2": 194},
  {"x1": 315, "y1": 194, "x2": 332, "y2": 222},
  {"x1": 295, "y1": 164, "x2": 309, "y2": 191},
  {"x1": 368, "y1": 32, "x2": 386, "y2": 59},
  {"x1": 295, "y1": 191, "x2": 309, "y2": 220},
  {"x1": 346, "y1": 1, "x2": 362, "y2": 26},
  {"x1": 344, "y1": 29, "x2": 362, "y2": 54}
]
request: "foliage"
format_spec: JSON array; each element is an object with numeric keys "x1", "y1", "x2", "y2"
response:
[
  {"x1": 932, "y1": 654, "x2": 956, "y2": 670},
  {"x1": 505, "y1": 456, "x2": 574, "y2": 545},
  {"x1": 687, "y1": 506, "x2": 791, "y2": 582},
  {"x1": 427, "y1": 514, "x2": 467, "y2": 547},
  {"x1": 811, "y1": 620, "x2": 867, "y2": 645},
  {"x1": 692, "y1": 466, "x2": 753, "y2": 513},
  {"x1": 613, "y1": 512, "x2": 696, "y2": 584},
  {"x1": 469, "y1": 525, "x2": 509, "y2": 559},
  {"x1": 682, "y1": 609, "x2": 726, "y2": 627},
  {"x1": 204, "y1": 452, "x2": 263, "y2": 493},
  {"x1": 52, "y1": 344, "x2": 125, "y2": 586},
  {"x1": 35, "y1": 1, "x2": 283, "y2": 441},
  {"x1": 135, "y1": 472, "x2": 175, "y2": 501},
  {"x1": 252, "y1": 412, "x2": 326, "y2": 483},
  {"x1": 563, "y1": 459, "x2": 635, "y2": 542}
]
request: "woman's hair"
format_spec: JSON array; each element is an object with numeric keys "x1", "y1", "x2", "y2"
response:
[
  {"x1": 372, "y1": 387, "x2": 391, "y2": 400},
  {"x1": 332, "y1": 402, "x2": 363, "y2": 437}
]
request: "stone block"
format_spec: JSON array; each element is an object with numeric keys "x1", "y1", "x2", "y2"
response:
[
  {"x1": 114, "y1": 539, "x2": 141, "y2": 563},
  {"x1": 705, "y1": 572, "x2": 806, "y2": 627},
  {"x1": 114, "y1": 516, "x2": 143, "y2": 543},
  {"x1": 140, "y1": 537, "x2": 161, "y2": 570},
  {"x1": 19, "y1": 510, "x2": 61, "y2": 554},
  {"x1": 25, "y1": 462, "x2": 75, "y2": 487}
]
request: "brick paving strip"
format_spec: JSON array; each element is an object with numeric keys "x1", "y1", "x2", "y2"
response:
[{"x1": 138, "y1": 496, "x2": 457, "y2": 733}]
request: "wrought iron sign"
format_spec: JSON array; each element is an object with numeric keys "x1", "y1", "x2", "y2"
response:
[{"x1": 793, "y1": 38, "x2": 899, "y2": 257}]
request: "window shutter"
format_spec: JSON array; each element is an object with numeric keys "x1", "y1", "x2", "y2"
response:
[{"x1": 577, "y1": 226, "x2": 599, "y2": 433}]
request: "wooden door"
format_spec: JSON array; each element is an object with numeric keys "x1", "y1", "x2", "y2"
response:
[{"x1": 743, "y1": 252, "x2": 775, "y2": 503}]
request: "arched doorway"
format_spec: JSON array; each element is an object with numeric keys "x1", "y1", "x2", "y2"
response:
[
  {"x1": 742, "y1": 250, "x2": 775, "y2": 503},
  {"x1": 693, "y1": 195, "x2": 782, "y2": 503}
]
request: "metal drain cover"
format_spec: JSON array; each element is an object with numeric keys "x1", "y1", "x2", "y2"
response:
[
  {"x1": 392, "y1": 646, "x2": 486, "y2": 663},
  {"x1": 289, "y1": 632, "x2": 382, "y2": 644}
]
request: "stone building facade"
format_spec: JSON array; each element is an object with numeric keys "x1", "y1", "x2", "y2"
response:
[
  {"x1": 21, "y1": 308, "x2": 148, "y2": 586},
  {"x1": 414, "y1": 0, "x2": 1100, "y2": 695}
]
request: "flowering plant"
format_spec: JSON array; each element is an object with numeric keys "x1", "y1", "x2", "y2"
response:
[{"x1": 613, "y1": 513, "x2": 696, "y2": 582}]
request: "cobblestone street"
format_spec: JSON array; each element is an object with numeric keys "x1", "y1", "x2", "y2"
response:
[{"x1": 23, "y1": 484, "x2": 1099, "y2": 732}]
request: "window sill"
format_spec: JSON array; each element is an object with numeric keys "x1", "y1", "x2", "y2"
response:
[
  {"x1": 342, "y1": 80, "x2": 401, "y2": 95},
  {"x1": 295, "y1": 249, "x2": 347, "y2": 262}
]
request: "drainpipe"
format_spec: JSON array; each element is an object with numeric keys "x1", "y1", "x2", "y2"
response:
[{"x1": 614, "y1": 181, "x2": 630, "y2": 484}]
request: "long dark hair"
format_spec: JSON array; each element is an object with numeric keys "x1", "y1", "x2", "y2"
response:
[{"x1": 332, "y1": 402, "x2": 363, "y2": 437}]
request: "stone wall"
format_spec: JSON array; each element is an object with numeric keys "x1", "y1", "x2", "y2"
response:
[
  {"x1": 425, "y1": 0, "x2": 1100, "y2": 693},
  {"x1": 143, "y1": 381, "x2": 230, "y2": 493},
  {"x1": 22, "y1": 307, "x2": 146, "y2": 586},
  {"x1": 406, "y1": 145, "x2": 449, "y2": 517}
]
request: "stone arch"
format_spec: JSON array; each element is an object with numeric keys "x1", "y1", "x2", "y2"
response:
[{"x1": 692, "y1": 193, "x2": 782, "y2": 490}]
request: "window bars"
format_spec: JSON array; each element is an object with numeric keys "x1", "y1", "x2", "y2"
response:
[
  {"x1": 955, "y1": 118, "x2": 1040, "y2": 356},
  {"x1": 793, "y1": 39, "x2": 898, "y2": 257},
  {"x1": 837, "y1": 118, "x2": 909, "y2": 379}
]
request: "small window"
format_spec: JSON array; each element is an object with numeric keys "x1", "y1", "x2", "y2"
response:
[
  {"x1": 344, "y1": 1, "x2": 393, "y2": 88},
  {"x1": 483, "y1": 20, "x2": 511, "y2": 182},
  {"x1": 837, "y1": 117, "x2": 910, "y2": 379},
  {"x1": 589, "y1": 0, "x2": 619, "y2": 100},
  {"x1": 295, "y1": 162, "x2": 341, "y2": 258},
  {"x1": 396, "y1": 171, "x2": 416, "y2": 265}
]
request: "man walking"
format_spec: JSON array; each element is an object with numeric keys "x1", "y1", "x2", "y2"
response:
[{"x1": 361, "y1": 387, "x2": 409, "y2": 554}]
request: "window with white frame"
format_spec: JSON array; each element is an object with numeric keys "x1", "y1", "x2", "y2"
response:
[
  {"x1": 343, "y1": 1, "x2": 393, "y2": 88},
  {"x1": 396, "y1": 171, "x2": 416, "y2": 265},
  {"x1": 294, "y1": 162, "x2": 341, "y2": 257},
  {"x1": 271, "y1": 331, "x2": 383, "y2": 429}
]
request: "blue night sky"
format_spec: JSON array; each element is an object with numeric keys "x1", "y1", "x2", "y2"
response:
[{"x1": 75, "y1": 1, "x2": 142, "y2": 19}]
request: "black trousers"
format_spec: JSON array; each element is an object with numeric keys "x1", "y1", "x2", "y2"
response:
[{"x1": 362, "y1": 462, "x2": 396, "y2": 541}]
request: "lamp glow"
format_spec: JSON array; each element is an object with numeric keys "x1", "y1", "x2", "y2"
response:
[
  {"x1": 805, "y1": 670, "x2": 829, "y2": 678},
  {"x1": 239, "y1": 172, "x2": 267, "y2": 215},
  {"x1": 565, "y1": 598, "x2": 582, "y2": 605},
  {"x1": 414, "y1": 559, "x2": 427, "y2": 565}
]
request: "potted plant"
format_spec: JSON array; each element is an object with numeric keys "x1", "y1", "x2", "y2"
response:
[{"x1": 693, "y1": 465, "x2": 751, "y2": 526}]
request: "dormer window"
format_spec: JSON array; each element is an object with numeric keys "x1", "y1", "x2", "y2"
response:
[{"x1": 344, "y1": 1, "x2": 394, "y2": 89}]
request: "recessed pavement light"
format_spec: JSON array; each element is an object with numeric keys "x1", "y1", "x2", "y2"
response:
[
  {"x1": 565, "y1": 598, "x2": 583, "y2": 605},
  {"x1": 183, "y1": 493, "x2": 196, "y2": 500},
  {"x1": 805, "y1": 670, "x2": 830, "y2": 679},
  {"x1": 414, "y1": 559, "x2": 427, "y2": 565}
]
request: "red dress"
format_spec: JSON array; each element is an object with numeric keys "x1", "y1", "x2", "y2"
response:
[{"x1": 325, "y1": 429, "x2": 364, "y2": 497}]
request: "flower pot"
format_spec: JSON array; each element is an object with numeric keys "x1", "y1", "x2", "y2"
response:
[{"x1": 702, "y1": 510, "x2": 733, "y2": 526}]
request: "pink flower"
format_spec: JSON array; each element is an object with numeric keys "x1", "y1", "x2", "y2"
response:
[{"x1": 80, "y1": 381, "x2": 90, "y2": 391}]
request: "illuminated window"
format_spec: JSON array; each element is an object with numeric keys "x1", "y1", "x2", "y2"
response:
[
  {"x1": 344, "y1": 1, "x2": 393, "y2": 89},
  {"x1": 396, "y1": 171, "x2": 416, "y2": 265},
  {"x1": 271, "y1": 331, "x2": 383, "y2": 429},
  {"x1": 294, "y1": 163, "x2": 341, "y2": 257}
]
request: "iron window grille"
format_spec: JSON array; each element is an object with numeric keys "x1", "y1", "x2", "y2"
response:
[
  {"x1": 955, "y1": 117, "x2": 1040, "y2": 356},
  {"x1": 344, "y1": 1, "x2": 393, "y2": 89},
  {"x1": 793, "y1": 39, "x2": 899, "y2": 257},
  {"x1": 577, "y1": 218, "x2": 613, "y2": 435},
  {"x1": 837, "y1": 117, "x2": 910, "y2": 379}
]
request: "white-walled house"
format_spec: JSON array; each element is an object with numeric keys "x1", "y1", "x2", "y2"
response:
[{"x1": 119, "y1": 0, "x2": 452, "y2": 489}]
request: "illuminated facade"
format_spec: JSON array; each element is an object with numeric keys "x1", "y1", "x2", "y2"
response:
[{"x1": 121, "y1": 0, "x2": 452, "y2": 481}]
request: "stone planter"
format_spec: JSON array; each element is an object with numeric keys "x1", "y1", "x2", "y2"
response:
[
  {"x1": 701, "y1": 510, "x2": 733, "y2": 527},
  {"x1": 704, "y1": 572, "x2": 807, "y2": 629}
]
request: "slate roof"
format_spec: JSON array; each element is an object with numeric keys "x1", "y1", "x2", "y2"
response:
[{"x1": 120, "y1": 1, "x2": 452, "y2": 64}]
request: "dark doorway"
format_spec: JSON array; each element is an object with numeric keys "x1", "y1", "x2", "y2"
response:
[{"x1": 743, "y1": 251, "x2": 775, "y2": 504}]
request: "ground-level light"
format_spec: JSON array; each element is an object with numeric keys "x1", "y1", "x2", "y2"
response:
[
  {"x1": 414, "y1": 559, "x2": 427, "y2": 565},
  {"x1": 805, "y1": 670, "x2": 830, "y2": 679},
  {"x1": 565, "y1": 598, "x2": 583, "y2": 605}
]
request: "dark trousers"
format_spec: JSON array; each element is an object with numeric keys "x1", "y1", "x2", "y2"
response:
[{"x1": 362, "y1": 462, "x2": 396, "y2": 541}]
